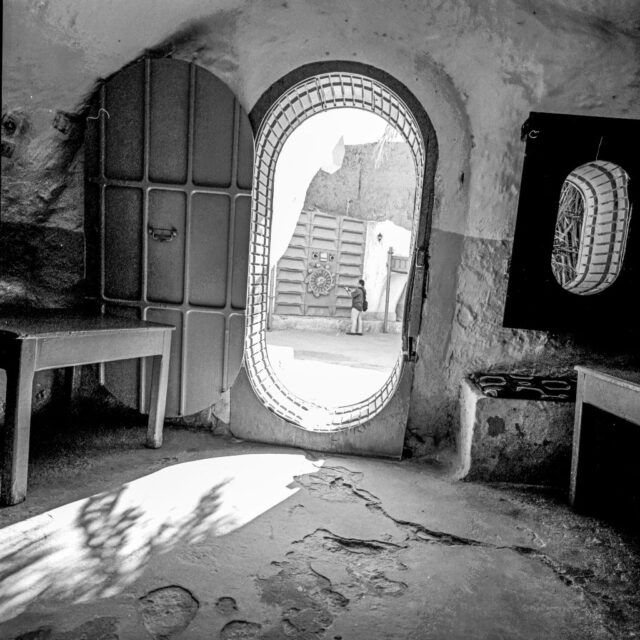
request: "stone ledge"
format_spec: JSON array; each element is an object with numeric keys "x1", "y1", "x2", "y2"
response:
[{"x1": 456, "y1": 378, "x2": 574, "y2": 485}]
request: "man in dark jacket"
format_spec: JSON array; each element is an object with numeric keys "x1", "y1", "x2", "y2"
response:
[{"x1": 344, "y1": 279, "x2": 366, "y2": 335}]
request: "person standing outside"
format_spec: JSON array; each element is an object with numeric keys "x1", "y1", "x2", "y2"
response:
[{"x1": 344, "y1": 279, "x2": 367, "y2": 335}]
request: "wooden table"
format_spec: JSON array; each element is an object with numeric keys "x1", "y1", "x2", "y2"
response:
[
  {"x1": 570, "y1": 366, "x2": 640, "y2": 508},
  {"x1": 0, "y1": 312, "x2": 174, "y2": 506}
]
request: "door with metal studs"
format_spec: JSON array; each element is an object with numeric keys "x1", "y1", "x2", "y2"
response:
[{"x1": 85, "y1": 58, "x2": 254, "y2": 417}]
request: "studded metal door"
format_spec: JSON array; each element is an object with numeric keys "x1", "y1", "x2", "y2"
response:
[
  {"x1": 85, "y1": 58, "x2": 253, "y2": 417},
  {"x1": 274, "y1": 210, "x2": 365, "y2": 317}
]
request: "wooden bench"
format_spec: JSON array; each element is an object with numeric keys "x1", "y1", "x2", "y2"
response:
[
  {"x1": 0, "y1": 312, "x2": 174, "y2": 506},
  {"x1": 570, "y1": 366, "x2": 640, "y2": 509}
]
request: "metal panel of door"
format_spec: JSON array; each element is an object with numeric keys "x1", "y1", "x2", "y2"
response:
[
  {"x1": 274, "y1": 210, "x2": 365, "y2": 317},
  {"x1": 85, "y1": 58, "x2": 253, "y2": 417},
  {"x1": 273, "y1": 210, "x2": 309, "y2": 315},
  {"x1": 335, "y1": 216, "x2": 366, "y2": 317}
]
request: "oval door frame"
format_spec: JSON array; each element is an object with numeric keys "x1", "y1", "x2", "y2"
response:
[{"x1": 238, "y1": 61, "x2": 438, "y2": 434}]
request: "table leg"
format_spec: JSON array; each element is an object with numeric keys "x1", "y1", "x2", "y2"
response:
[
  {"x1": 1, "y1": 340, "x2": 37, "y2": 506},
  {"x1": 146, "y1": 331, "x2": 171, "y2": 448},
  {"x1": 61, "y1": 365, "x2": 81, "y2": 414},
  {"x1": 569, "y1": 370, "x2": 586, "y2": 507}
]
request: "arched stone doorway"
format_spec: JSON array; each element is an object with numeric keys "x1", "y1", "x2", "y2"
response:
[{"x1": 231, "y1": 62, "x2": 438, "y2": 456}]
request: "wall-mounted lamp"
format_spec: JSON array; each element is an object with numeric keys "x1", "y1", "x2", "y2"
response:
[{"x1": 377, "y1": 232, "x2": 383, "y2": 243}]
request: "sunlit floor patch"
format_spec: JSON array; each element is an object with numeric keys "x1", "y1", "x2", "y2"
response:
[{"x1": 0, "y1": 452, "x2": 323, "y2": 622}]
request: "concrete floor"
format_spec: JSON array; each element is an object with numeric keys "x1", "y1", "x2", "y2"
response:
[
  {"x1": 265, "y1": 329, "x2": 401, "y2": 406},
  {"x1": 1, "y1": 426, "x2": 639, "y2": 639}
]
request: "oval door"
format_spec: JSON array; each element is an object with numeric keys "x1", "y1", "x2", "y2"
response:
[{"x1": 85, "y1": 58, "x2": 254, "y2": 417}]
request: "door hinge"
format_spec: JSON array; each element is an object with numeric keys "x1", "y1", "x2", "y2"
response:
[{"x1": 403, "y1": 336, "x2": 419, "y2": 362}]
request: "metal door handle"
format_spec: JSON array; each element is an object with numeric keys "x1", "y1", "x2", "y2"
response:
[{"x1": 148, "y1": 226, "x2": 177, "y2": 242}]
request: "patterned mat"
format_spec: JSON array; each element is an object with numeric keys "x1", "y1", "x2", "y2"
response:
[{"x1": 469, "y1": 373, "x2": 576, "y2": 402}]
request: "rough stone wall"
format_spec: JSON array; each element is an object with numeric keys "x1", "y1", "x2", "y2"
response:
[
  {"x1": 409, "y1": 232, "x2": 640, "y2": 453},
  {"x1": 458, "y1": 379, "x2": 575, "y2": 484},
  {"x1": 303, "y1": 142, "x2": 416, "y2": 230},
  {"x1": 1, "y1": 112, "x2": 87, "y2": 308},
  {"x1": 2, "y1": 0, "x2": 640, "y2": 453}
]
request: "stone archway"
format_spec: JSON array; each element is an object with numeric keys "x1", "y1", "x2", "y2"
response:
[{"x1": 238, "y1": 63, "x2": 437, "y2": 441}]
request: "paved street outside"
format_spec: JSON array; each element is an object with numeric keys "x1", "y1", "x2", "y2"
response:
[{"x1": 265, "y1": 328, "x2": 402, "y2": 406}]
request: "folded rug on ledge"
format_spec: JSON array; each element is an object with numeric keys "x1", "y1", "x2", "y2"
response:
[{"x1": 469, "y1": 373, "x2": 577, "y2": 402}]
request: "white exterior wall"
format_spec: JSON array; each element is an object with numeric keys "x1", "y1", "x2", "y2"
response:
[{"x1": 362, "y1": 220, "x2": 411, "y2": 319}]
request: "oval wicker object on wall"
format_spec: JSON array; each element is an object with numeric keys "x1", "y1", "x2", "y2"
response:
[{"x1": 551, "y1": 160, "x2": 632, "y2": 295}]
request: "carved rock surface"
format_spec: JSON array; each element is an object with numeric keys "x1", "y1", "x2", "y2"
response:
[
  {"x1": 219, "y1": 620, "x2": 261, "y2": 639},
  {"x1": 215, "y1": 597, "x2": 239, "y2": 616},
  {"x1": 139, "y1": 586, "x2": 199, "y2": 639}
]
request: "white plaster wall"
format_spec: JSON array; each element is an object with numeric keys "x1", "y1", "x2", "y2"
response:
[
  {"x1": 271, "y1": 126, "x2": 343, "y2": 270},
  {"x1": 271, "y1": 109, "x2": 387, "y2": 268},
  {"x1": 4, "y1": 1, "x2": 639, "y2": 236},
  {"x1": 3, "y1": 0, "x2": 640, "y2": 450},
  {"x1": 362, "y1": 220, "x2": 410, "y2": 317}
]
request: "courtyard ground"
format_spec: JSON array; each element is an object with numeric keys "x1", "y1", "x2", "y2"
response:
[{"x1": 265, "y1": 328, "x2": 401, "y2": 406}]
